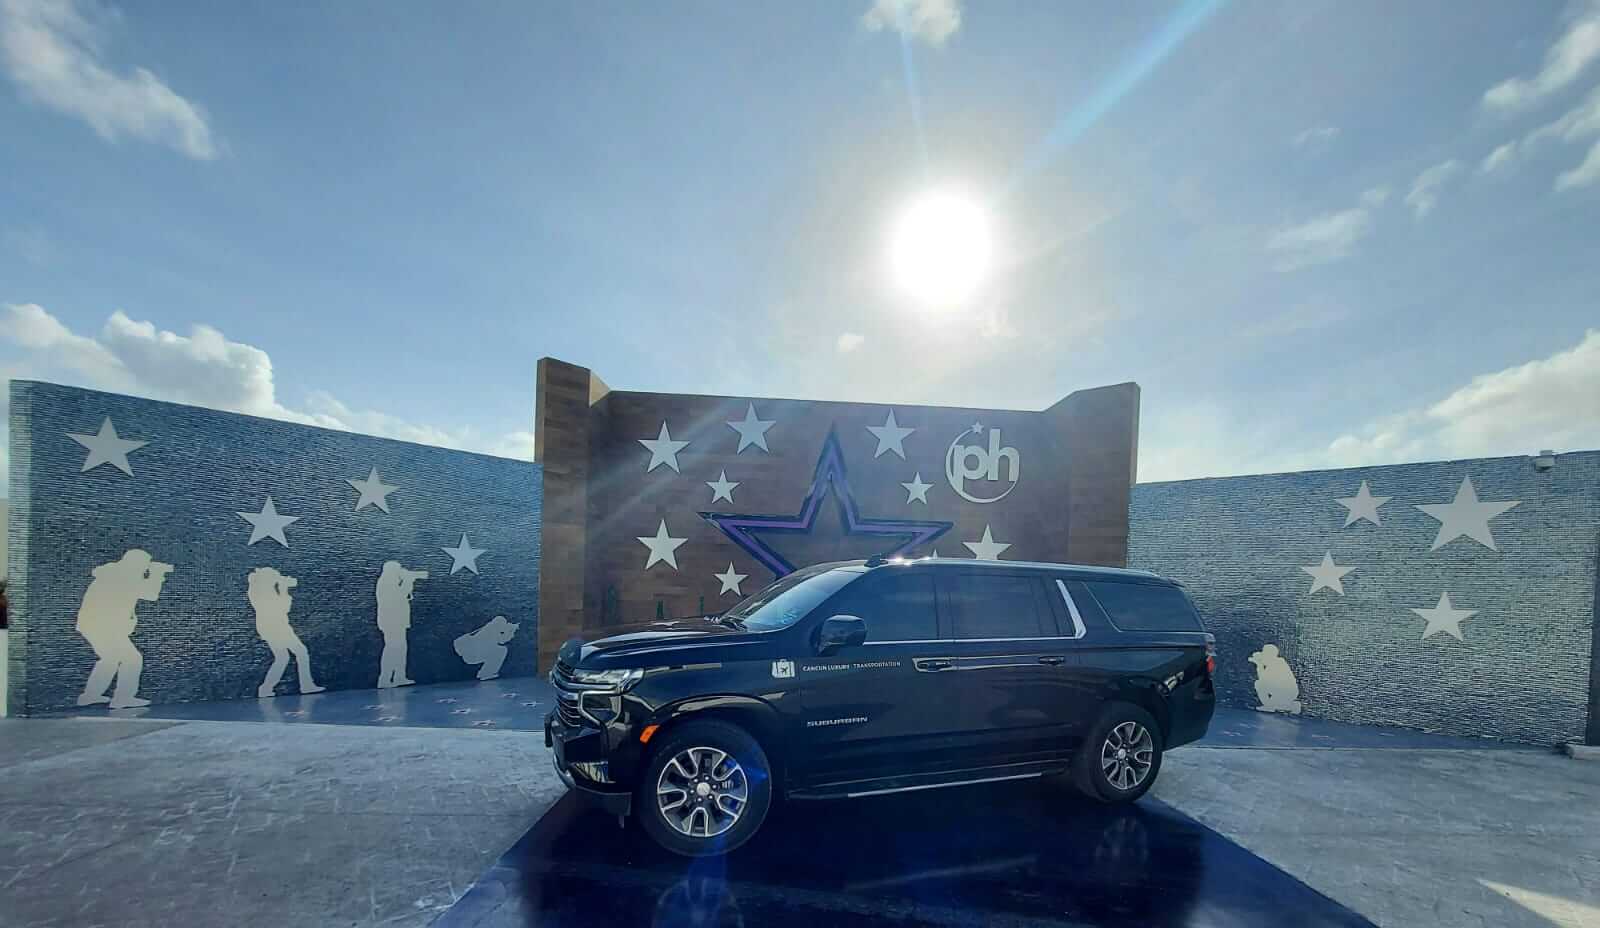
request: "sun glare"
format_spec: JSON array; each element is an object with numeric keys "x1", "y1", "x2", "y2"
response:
[{"x1": 889, "y1": 189, "x2": 994, "y2": 309}]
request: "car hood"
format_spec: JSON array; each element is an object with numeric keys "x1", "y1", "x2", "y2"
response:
[{"x1": 561, "y1": 619, "x2": 766, "y2": 667}]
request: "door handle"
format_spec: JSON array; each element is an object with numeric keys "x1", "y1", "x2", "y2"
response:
[
  {"x1": 914, "y1": 658, "x2": 954, "y2": 672},
  {"x1": 1037, "y1": 655, "x2": 1066, "y2": 666}
]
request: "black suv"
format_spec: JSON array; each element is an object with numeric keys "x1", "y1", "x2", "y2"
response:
[{"x1": 545, "y1": 557, "x2": 1215, "y2": 857}]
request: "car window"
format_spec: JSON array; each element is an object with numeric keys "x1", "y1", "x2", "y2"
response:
[
  {"x1": 726, "y1": 566, "x2": 863, "y2": 631},
  {"x1": 941, "y1": 573, "x2": 1050, "y2": 639},
  {"x1": 824, "y1": 572, "x2": 937, "y2": 642},
  {"x1": 1083, "y1": 581, "x2": 1204, "y2": 632}
]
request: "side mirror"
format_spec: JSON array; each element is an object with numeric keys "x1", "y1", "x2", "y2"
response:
[{"x1": 817, "y1": 615, "x2": 867, "y2": 654}]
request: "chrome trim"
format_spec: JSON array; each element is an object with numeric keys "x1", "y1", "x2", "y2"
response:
[
  {"x1": 862, "y1": 636, "x2": 1083, "y2": 645},
  {"x1": 846, "y1": 771, "x2": 1044, "y2": 798},
  {"x1": 1055, "y1": 579, "x2": 1087, "y2": 639}
]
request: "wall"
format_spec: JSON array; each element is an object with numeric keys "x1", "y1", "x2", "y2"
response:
[
  {"x1": 6, "y1": 381, "x2": 541, "y2": 714},
  {"x1": 535, "y1": 357, "x2": 1141, "y2": 669},
  {"x1": 1130, "y1": 452, "x2": 1600, "y2": 744}
]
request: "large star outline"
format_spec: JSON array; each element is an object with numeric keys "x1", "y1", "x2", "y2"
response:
[{"x1": 700, "y1": 430, "x2": 952, "y2": 578}]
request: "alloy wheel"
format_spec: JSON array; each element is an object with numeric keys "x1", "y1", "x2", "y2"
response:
[
  {"x1": 1100, "y1": 720, "x2": 1154, "y2": 790},
  {"x1": 655, "y1": 746, "x2": 750, "y2": 838}
]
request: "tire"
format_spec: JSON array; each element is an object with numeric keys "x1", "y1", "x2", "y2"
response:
[
  {"x1": 1073, "y1": 703, "x2": 1164, "y2": 803},
  {"x1": 636, "y1": 719, "x2": 773, "y2": 857}
]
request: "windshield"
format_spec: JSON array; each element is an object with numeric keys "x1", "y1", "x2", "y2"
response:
[{"x1": 723, "y1": 566, "x2": 863, "y2": 631}]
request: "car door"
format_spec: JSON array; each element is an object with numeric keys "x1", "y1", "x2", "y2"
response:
[
  {"x1": 934, "y1": 569, "x2": 1077, "y2": 767},
  {"x1": 794, "y1": 569, "x2": 954, "y2": 787}
]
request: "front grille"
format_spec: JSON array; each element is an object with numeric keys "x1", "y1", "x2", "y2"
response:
[
  {"x1": 556, "y1": 693, "x2": 583, "y2": 727},
  {"x1": 551, "y1": 660, "x2": 587, "y2": 728}
]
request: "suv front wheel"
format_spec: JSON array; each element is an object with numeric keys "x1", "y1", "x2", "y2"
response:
[
  {"x1": 1074, "y1": 703, "x2": 1164, "y2": 803},
  {"x1": 637, "y1": 719, "x2": 773, "y2": 857}
]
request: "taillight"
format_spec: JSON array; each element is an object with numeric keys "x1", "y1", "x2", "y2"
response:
[{"x1": 1204, "y1": 634, "x2": 1216, "y2": 675}]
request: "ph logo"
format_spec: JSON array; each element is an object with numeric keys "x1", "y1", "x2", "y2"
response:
[
  {"x1": 771, "y1": 660, "x2": 795, "y2": 679},
  {"x1": 945, "y1": 423, "x2": 1019, "y2": 504}
]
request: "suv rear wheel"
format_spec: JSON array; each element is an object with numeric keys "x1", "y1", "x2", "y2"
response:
[
  {"x1": 637, "y1": 719, "x2": 773, "y2": 857},
  {"x1": 1074, "y1": 703, "x2": 1163, "y2": 803}
]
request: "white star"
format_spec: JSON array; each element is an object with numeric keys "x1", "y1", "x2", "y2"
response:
[
  {"x1": 637, "y1": 519, "x2": 687, "y2": 570},
  {"x1": 706, "y1": 470, "x2": 739, "y2": 503},
  {"x1": 714, "y1": 562, "x2": 748, "y2": 596},
  {"x1": 347, "y1": 468, "x2": 398, "y2": 513},
  {"x1": 963, "y1": 525, "x2": 1011, "y2": 560},
  {"x1": 1410, "y1": 592, "x2": 1477, "y2": 641},
  {"x1": 1416, "y1": 477, "x2": 1520, "y2": 551},
  {"x1": 237, "y1": 497, "x2": 300, "y2": 547},
  {"x1": 1300, "y1": 552, "x2": 1354, "y2": 595},
  {"x1": 1336, "y1": 480, "x2": 1391, "y2": 527},
  {"x1": 866, "y1": 409, "x2": 915, "y2": 459},
  {"x1": 67, "y1": 418, "x2": 148, "y2": 476},
  {"x1": 901, "y1": 472, "x2": 932, "y2": 504},
  {"x1": 639, "y1": 421, "x2": 690, "y2": 473},
  {"x1": 442, "y1": 534, "x2": 487, "y2": 574},
  {"x1": 726, "y1": 402, "x2": 775, "y2": 453}
]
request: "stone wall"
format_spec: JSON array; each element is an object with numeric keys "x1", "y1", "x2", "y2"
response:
[
  {"x1": 1130, "y1": 452, "x2": 1599, "y2": 744},
  {"x1": 6, "y1": 381, "x2": 541, "y2": 713}
]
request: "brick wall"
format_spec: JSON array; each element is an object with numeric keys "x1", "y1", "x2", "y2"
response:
[
  {"x1": 6, "y1": 381, "x2": 541, "y2": 714},
  {"x1": 1129, "y1": 452, "x2": 1599, "y2": 744}
]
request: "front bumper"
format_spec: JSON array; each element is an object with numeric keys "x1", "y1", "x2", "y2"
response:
[{"x1": 546, "y1": 712, "x2": 633, "y2": 816}]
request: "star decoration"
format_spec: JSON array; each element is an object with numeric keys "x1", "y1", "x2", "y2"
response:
[
  {"x1": 1300, "y1": 552, "x2": 1354, "y2": 595},
  {"x1": 866, "y1": 409, "x2": 914, "y2": 459},
  {"x1": 347, "y1": 468, "x2": 398, "y2": 513},
  {"x1": 67, "y1": 418, "x2": 148, "y2": 476},
  {"x1": 901, "y1": 472, "x2": 932, "y2": 505},
  {"x1": 727, "y1": 402, "x2": 775, "y2": 453},
  {"x1": 1410, "y1": 592, "x2": 1477, "y2": 641},
  {"x1": 639, "y1": 421, "x2": 690, "y2": 473},
  {"x1": 237, "y1": 496, "x2": 300, "y2": 547},
  {"x1": 442, "y1": 534, "x2": 487, "y2": 574},
  {"x1": 1415, "y1": 477, "x2": 1520, "y2": 551},
  {"x1": 701, "y1": 430, "x2": 952, "y2": 578},
  {"x1": 706, "y1": 470, "x2": 740, "y2": 503},
  {"x1": 1336, "y1": 480, "x2": 1391, "y2": 527},
  {"x1": 963, "y1": 525, "x2": 1011, "y2": 560},
  {"x1": 638, "y1": 519, "x2": 688, "y2": 570},
  {"x1": 714, "y1": 562, "x2": 748, "y2": 596}
]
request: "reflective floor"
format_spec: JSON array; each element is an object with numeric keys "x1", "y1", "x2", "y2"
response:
[{"x1": 436, "y1": 778, "x2": 1377, "y2": 928}]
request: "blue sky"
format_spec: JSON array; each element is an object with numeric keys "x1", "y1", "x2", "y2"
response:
[{"x1": 3, "y1": 0, "x2": 1598, "y2": 492}]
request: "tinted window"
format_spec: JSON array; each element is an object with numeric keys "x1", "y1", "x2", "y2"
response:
[
  {"x1": 942, "y1": 573, "x2": 1050, "y2": 639},
  {"x1": 824, "y1": 572, "x2": 937, "y2": 642},
  {"x1": 1084, "y1": 582, "x2": 1203, "y2": 632}
]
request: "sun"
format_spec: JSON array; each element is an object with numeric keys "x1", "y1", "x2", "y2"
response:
[{"x1": 888, "y1": 189, "x2": 994, "y2": 309}]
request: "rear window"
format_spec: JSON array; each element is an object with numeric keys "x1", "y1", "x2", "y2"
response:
[
  {"x1": 1083, "y1": 581, "x2": 1203, "y2": 632},
  {"x1": 941, "y1": 573, "x2": 1052, "y2": 639}
]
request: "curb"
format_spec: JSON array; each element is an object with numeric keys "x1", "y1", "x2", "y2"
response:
[{"x1": 1561, "y1": 742, "x2": 1600, "y2": 761}]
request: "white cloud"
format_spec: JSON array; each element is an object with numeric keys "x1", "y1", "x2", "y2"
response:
[
  {"x1": 0, "y1": 0, "x2": 217, "y2": 159},
  {"x1": 1292, "y1": 126, "x2": 1339, "y2": 149},
  {"x1": 1482, "y1": 2, "x2": 1600, "y2": 110},
  {"x1": 0, "y1": 303, "x2": 533, "y2": 460},
  {"x1": 1556, "y1": 137, "x2": 1600, "y2": 188},
  {"x1": 1266, "y1": 185, "x2": 1390, "y2": 272},
  {"x1": 1480, "y1": 141, "x2": 1519, "y2": 173},
  {"x1": 1477, "y1": 84, "x2": 1600, "y2": 187},
  {"x1": 861, "y1": 0, "x2": 961, "y2": 48},
  {"x1": 1403, "y1": 160, "x2": 1461, "y2": 218},
  {"x1": 1325, "y1": 329, "x2": 1600, "y2": 467},
  {"x1": 835, "y1": 332, "x2": 866, "y2": 353}
]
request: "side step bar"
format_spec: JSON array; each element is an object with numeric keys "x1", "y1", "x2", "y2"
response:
[{"x1": 788, "y1": 761, "x2": 1068, "y2": 801}]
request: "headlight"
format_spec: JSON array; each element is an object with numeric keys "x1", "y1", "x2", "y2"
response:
[{"x1": 570, "y1": 667, "x2": 644, "y2": 689}]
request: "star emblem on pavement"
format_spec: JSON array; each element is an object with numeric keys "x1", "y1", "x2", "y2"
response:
[
  {"x1": 67, "y1": 418, "x2": 148, "y2": 476},
  {"x1": 237, "y1": 496, "x2": 300, "y2": 547},
  {"x1": 1336, "y1": 481, "x2": 1391, "y2": 527},
  {"x1": 714, "y1": 562, "x2": 748, "y2": 596},
  {"x1": 638, "y1": 519, "x2": 688, "y2": 570},
  {"x1": 1410, "y1": 592, "x2": 1477, "y2": 641},
  {"x1": 1416, "y1": 477, "x2": 1520, "y2": 551},
  {"x1": 639, "y1": 421, "x2": 690, "y2": 473},
  {"x1": 727, "y1": 402, "x2": 775, "y2": 453},
  {"x1": 963, "y1": 525, "x2": 1011, "y2": 560},
  {"x1": 701, "y1": 430, "x2": 952, "y2": 578},
  {"x1": 1300, "y1": 552, "x2": 1354, "y2": 595},
  {"x1": 866, "y1": 409, "x2": 914, "y2": 459},
  {"x1": 442, "y1": 534, "x2": 487, "y2": 574},
  {"x1": 347, "y1": 468, "x2": 398, "y2": 513},
  {"x1": 901, "y1": 472, "x2": 932, "y2": 505},
  {"x1": 706, "y1": 470, "x2": 740, "y2": 503}
]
